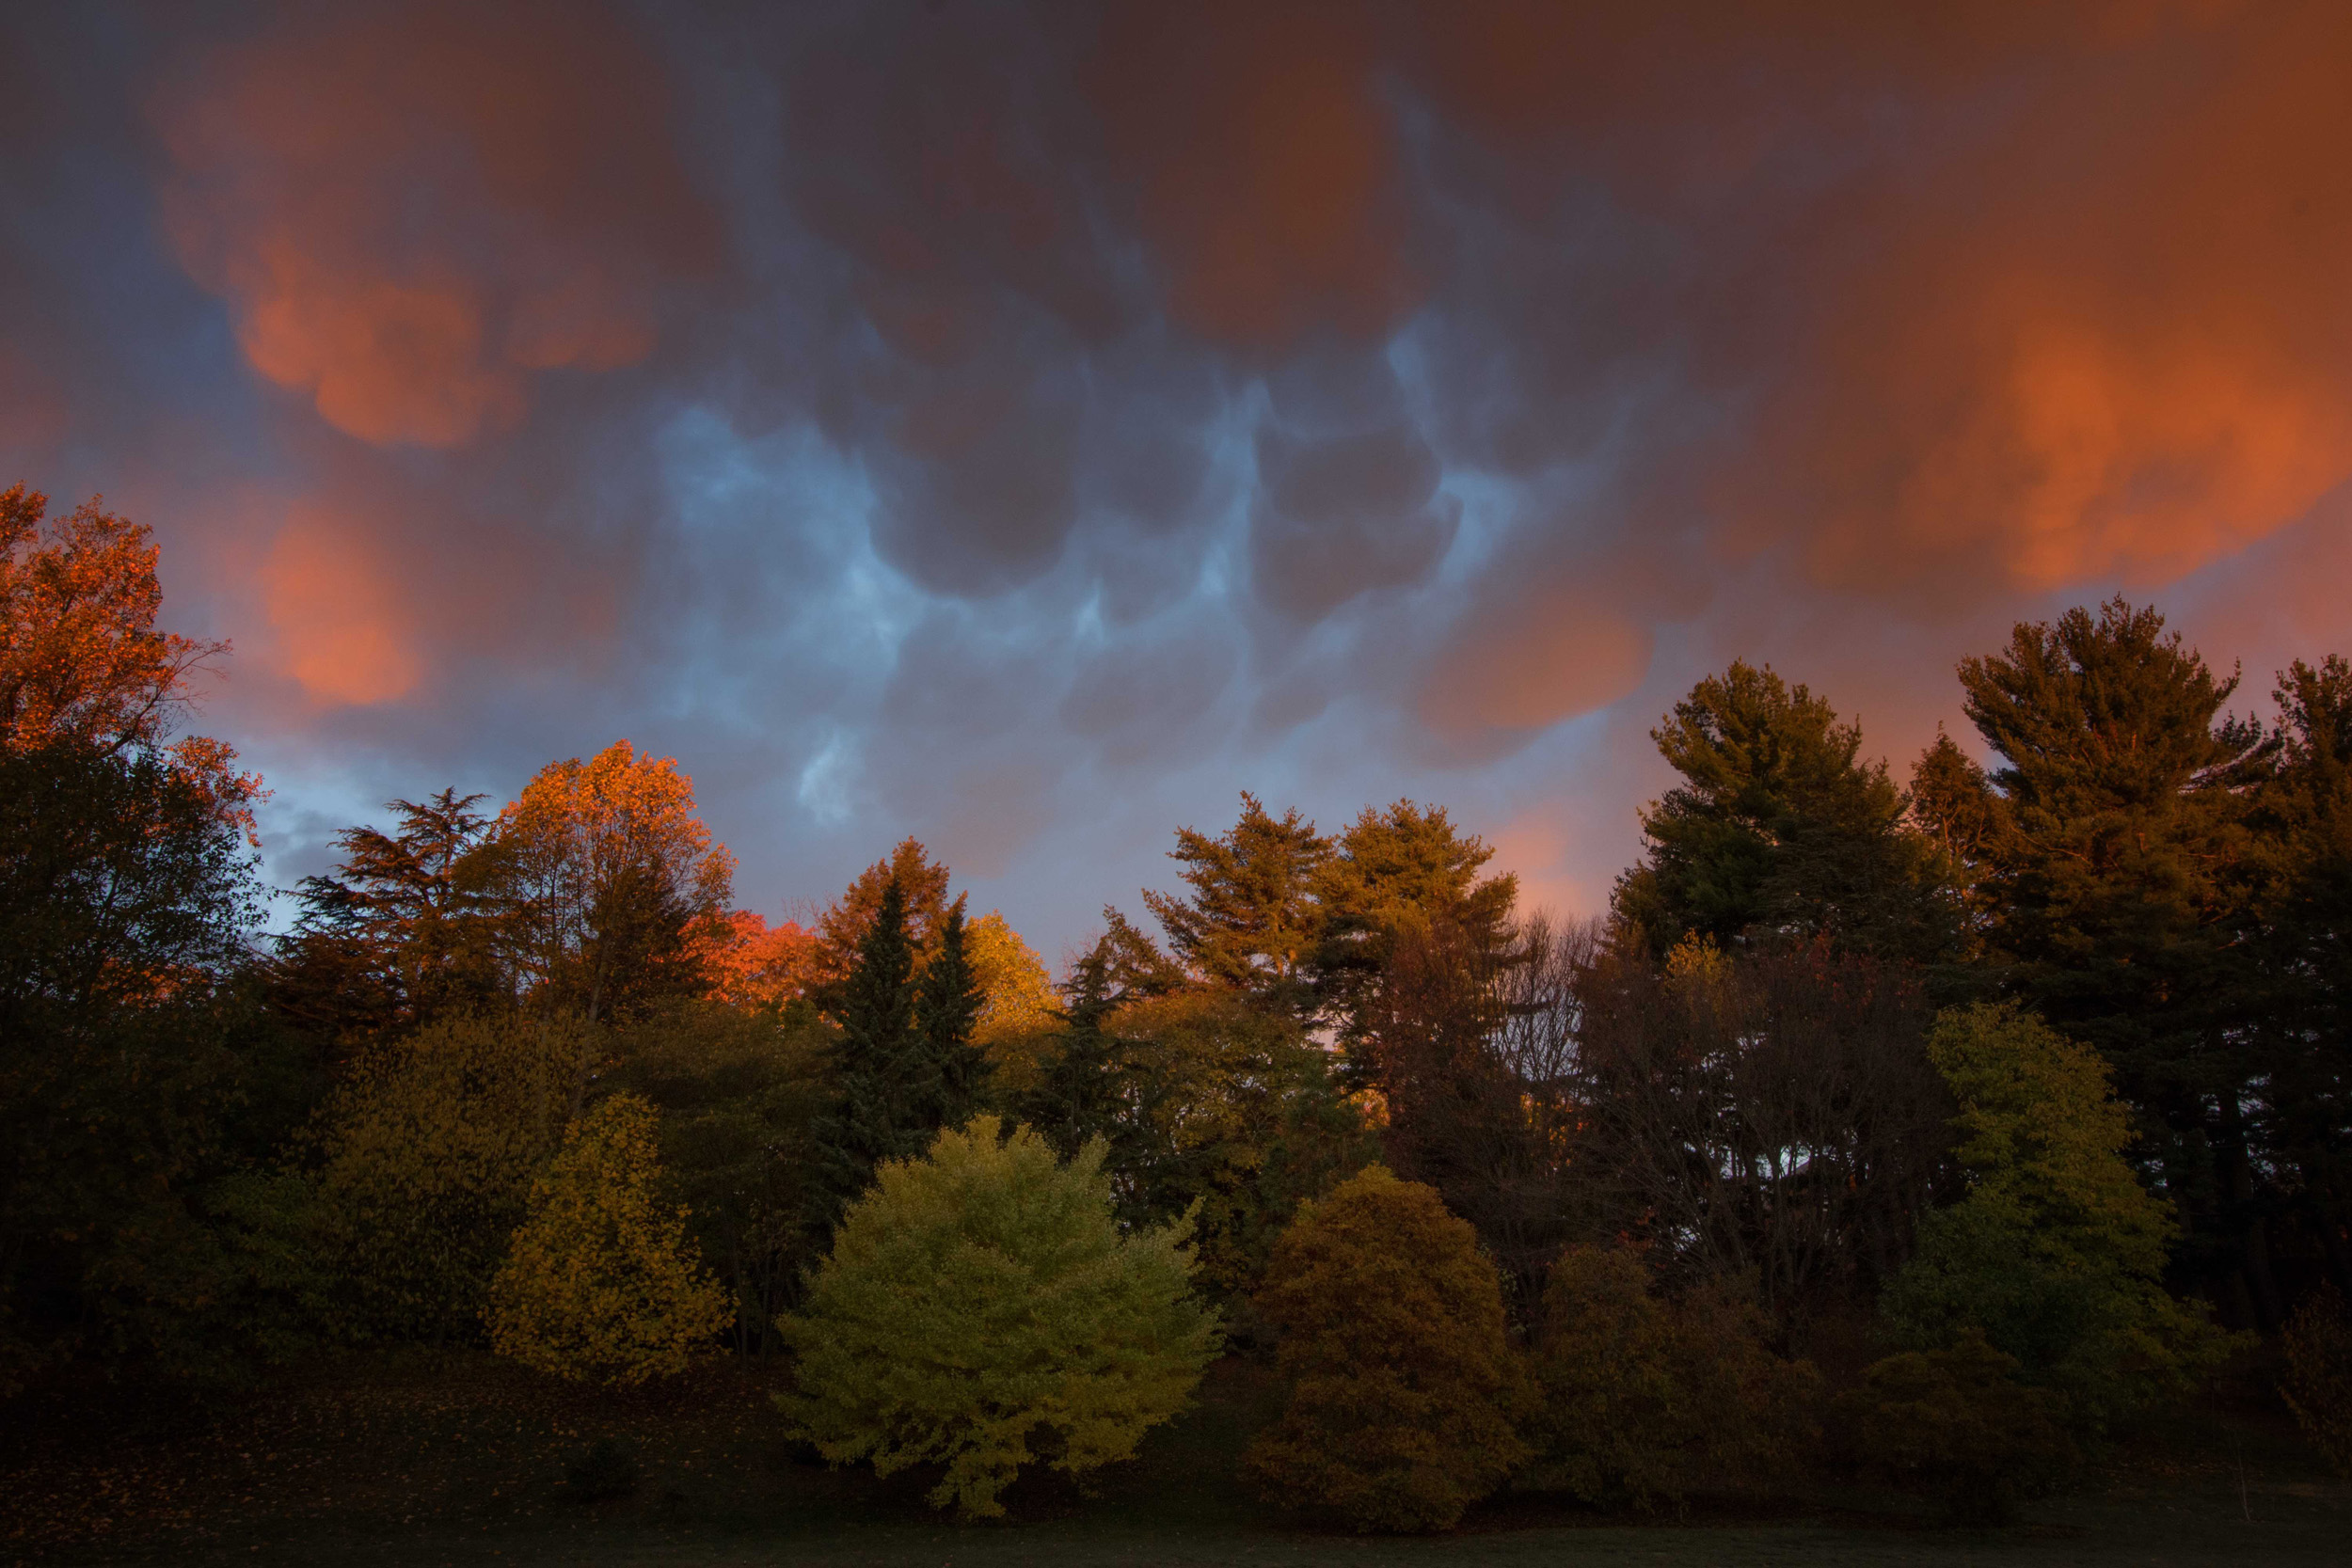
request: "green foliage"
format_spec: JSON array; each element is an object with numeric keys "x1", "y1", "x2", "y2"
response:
[
  {"x1": 1520, "y1": 1247, "x2": 1819, "y2": 1511},
  {"x1": 603, "y1": 999, "x2": 833, "y2": 1356},
  {"x1": 1245, "y1": 1166, "x2": 1526, "y2": 1532},
  {"x1": 1939, "y1": 600, "x2": 2272, "y2": 1297},
  {"x1": 806, "y1": 879, "x2": 922, "y2": 1228},
  {"x1": 1104, "y1": 990, "x2": 1375, "y2": 1296},
  {"x1": 2280, "y1": 1284, "x2": 2352, "y2": 1478},
  {"x1": 1613, "y1": 660, "x2": 1954, "y2": 962},
  {"x1": 0, "y1": 740, "x2": 271, "y2": 1388},
  {"x1": 487, "y1": 1093, "x2": 731, "y2": 1385},
  {"x1": 1837, "y1": 1332, "x2": 2074, "y2": 1526},
  {"x1": 911, "y1": 899, "x2": 991, "y2": 1131},
  {"x1": 1881, "y1": 1003, "x2": 2244, "y2": 1426},
  {"x1": 306, "y1": 1012, "x2": 593, "y2": 1342},
  {"x1": 778, "y1": 1117, "x2": 1219, "y2": 1520}
]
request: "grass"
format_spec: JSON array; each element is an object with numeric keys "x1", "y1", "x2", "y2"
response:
[{"x1": 2, "y1": 1352, "x2": 2343, "y2": 1566}]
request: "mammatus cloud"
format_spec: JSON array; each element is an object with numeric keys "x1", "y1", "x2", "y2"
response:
[
  {"x1": 154, "y1": 0, "x2": 717, "y2": 448},
  {"x1": 6, "y1": 0, "x2": 2350, "y2": 950}
]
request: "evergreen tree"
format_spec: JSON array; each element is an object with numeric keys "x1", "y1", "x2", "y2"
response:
[
  {"x1": 1312, "y1": 800, "x2": 1519, "y2": 1056},
  {"x1": 2240, "y1": 657, "x2": 2352, "y2": 1296},
  {"x1": 807, "y1": 880, "x2": 922, "y2": 1230},
  {"x1": 1939, "y1": 600, "x2": 2273, "y2": 1313},
  {"x1": 911, "y1": 899, "x2": 990, "y2": 1132},
  {"x1": 1142, "y1": 793, "x2": 1330, "y2": 1020},
  {"x1": 1022, "y1": 911, "x2": 1178, "y2": 1205},
  {"x1": 1613, "y1": 661, "x2": 1954, "y2": 962}
]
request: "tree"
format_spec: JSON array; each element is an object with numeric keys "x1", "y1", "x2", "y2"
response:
[
  {"x1": 910, "y1": 899, "x2": 990, "y2": 1132},
  {"x1": 963, "y1": 909, "x2": 1060, "y2": 1048},
  {"x1": 1314, "y1": 800, "x2": 1519, "y2": 1063},
  {"x1": 1016, "y1": 910, "x2": 1179, "y2": 1180},
  {"x1": 1521, "y1": 1246, "x2": 1817, "y2": 1511},
  {"x1": 778, "y1": 1117, "x2": 1219, "y2": 1520},
  {"x1": 2239, "y1": 658, "x2": 2352, "y2": 1296},
  {"x1": 303, "y1": 1013, "x2": 592, "y2": 1342},
  {"x1": 1938, "y1": 600, "x2": 2274, "y2": 1317},
  {"x1": 268, "y1": 789, "x2": 508, "y2": 1042},
  {"x1": 486, "y1": 1093, "x2": 731, "y2": 1385},
  {"x1": 805, "y1": 880, "x2": 922, "y2": 1230},
  {"x1": 1143, "y1": 793, "x2": 1330, "y2": 1019},
  {"x1": 1245, "y1": 1166, "x2": 1527, "y2": 1531},
  {"x1": 1880, "y1": 1003, "x2": 2242, "y2": 1428},
  {"x1": 1, "y1": 485, "x2": 226, "y2": 756},
  {"x1": 1613, "y1": 661, "x2": 1953, "y2": 962},
  {"x1": 1102, "y1": 988, "x2": 1373, "y2": 1294},
  {"x1": 497, "y1": 740, "x2": 735, "y2": 1024},
  {"x1": 603, "y1": 1001, "x2": 833, "y2": 1358},
  {"x1": 813, "y1": 837, "x2": 952, "y2": 983},
  {"x1": 1569, "y1": 940, "x2": 1952, "y2": 1327},
  {"x1": 0, "y1": 740, "x2": 268, "y2": 1389}
]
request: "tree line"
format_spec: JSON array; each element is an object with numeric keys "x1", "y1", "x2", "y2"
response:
[{"x1": 4, "y1": 483, "x2": 2350, "y2": 1523}]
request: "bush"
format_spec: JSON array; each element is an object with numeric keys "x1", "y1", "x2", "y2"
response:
[
  {"x1": 1520, "y1": 1246, "x2": 1819, "y2": 1510},
  {"x1": 2281, "y1": 1283, "x2": 2352, "y2": 1477},
  {"x1": 1244, "y1": 1165, "x2": 1526, "y2": 1531},
  {"x1": 1837, "y1": 1331, "x2": 2074, "y2": 1526},
  {"x1": 777, "y1": 1117, "x2": 1220, "y2": 1520},
  {"x1": 1880, "y1": 1003, "x2": 2244, "y2": 1427},
  {"x1": 486, "y1": 1093, "x2": 731, "y2": 1385}
]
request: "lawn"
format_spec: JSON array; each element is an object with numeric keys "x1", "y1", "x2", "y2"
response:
[{"x1": 3, "y1": 1353, "x2": 2342, "y2": 1566}]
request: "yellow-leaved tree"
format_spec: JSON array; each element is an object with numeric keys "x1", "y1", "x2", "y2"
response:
[
  {"x1": 486, "y1": 1092, "x2": 731, "y2": 1385},
  {"x1": 779, "y1": 1117, "x2": 1220, "y2": 1519}
]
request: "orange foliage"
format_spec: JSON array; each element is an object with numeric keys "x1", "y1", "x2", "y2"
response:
[{"x1": 701, "y1": 910, "x2": 823, "y2": 1010}]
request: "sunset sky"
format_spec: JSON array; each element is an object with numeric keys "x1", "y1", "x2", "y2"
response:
[{"x1": 7, "y1": 0, "x2": 2350, "y2": 958}]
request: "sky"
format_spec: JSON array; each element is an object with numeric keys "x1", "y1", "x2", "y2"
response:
[{"x1": 6, "y1": 0, "x2": 2351, "y2": 962}]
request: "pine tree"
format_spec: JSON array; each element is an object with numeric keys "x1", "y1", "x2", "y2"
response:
[
  {"x1": 807, "y1": 880, "x2": 921, "y2": 1230},
  {"x1": 911, "y1": 899, "x2": 990, "y2": 1132},
  {"x1": 1943, "y1": 600, "x2": 2273, "y2": 1313},
  {"x1": 1142, "y1": 793, "x2": 1330, "y2": 1019},
  {"x1": 1613, "y1": 660, "x2": 1955, "y2": 962}
]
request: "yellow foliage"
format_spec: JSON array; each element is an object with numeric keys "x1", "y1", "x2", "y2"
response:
[
  {"x1": 778, "y1": 1117, "x2": 1220, "y2": 1519},
  {"x1": 1246, "y1": 1166, "x2": 1527, "y2": 1531},
  {"x1": 310, "y1": 1012, "x2": 594, "y2": 1339},
  {"x1": 486, "y1": 1092, "x2": 731, "y2": 1386},
  {"x1": 964, "y1": 910, "x2": 1061, "y2": 1044}
]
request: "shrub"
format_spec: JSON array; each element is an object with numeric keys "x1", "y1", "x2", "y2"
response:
[
  {"x1": 1880, "y1": 1003, "x2": 2244, "y2": 1428},
  {"x1": 777, "y1": 1117, "x2": 1220, "y2": 1520},
  {"x1": 486, "y1": 1093, "x2": 731, "y2": 1385},
  {"x1": 1244, "y1": 1165, "x2": 1526, "y2": 1531},
  {"x1": 2281, "y1": 1283, "x2": 2352, "y2": 1477},
  {"x1": 1837, "y1": 1331, "x2": 2074, "y2": 1526},
  {"x1": 1520, "y1": 1246, "x2": 1819, "y2": 1510}
]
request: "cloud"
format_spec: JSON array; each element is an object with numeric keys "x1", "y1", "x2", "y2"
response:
[
  {"x1": 258, "y1": 506, "x2": 423, "y2": 705},
  {"x1": 153, "y1": 0, "x2": 717, "y2": 448},
  {"x1": 8, "y1": 0, "x2": 2352, "y2": 960}
]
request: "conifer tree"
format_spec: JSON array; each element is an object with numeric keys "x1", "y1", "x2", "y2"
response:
[
  {"x1": 807, "y1": 880, "x2": 921, "y2": 1229},
  {"x1": 1142, "y1": 793, "x2": 1330, "y2": 1019},
  {"x1": 1613, "y1": 660, "x2": 1955, "y2": 962},
  {"x1": 911, "y1": 899, "x2": 989, "y2": 1132}
]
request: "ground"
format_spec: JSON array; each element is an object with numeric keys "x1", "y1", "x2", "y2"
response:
[{"x1": 2, "y1": 1353, "x2": 2342, "y2": 1566}]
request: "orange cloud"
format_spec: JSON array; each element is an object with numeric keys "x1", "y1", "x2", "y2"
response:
[
  {"x1": 1418, "y1": 579, "x2": 1654, "y2": 740},
  {"x1": 259, "y1": 510, "x2": 421, "y2": 705},
  {"x1": 154, "y1": 1, "x2": 714, "y2": 448}
]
